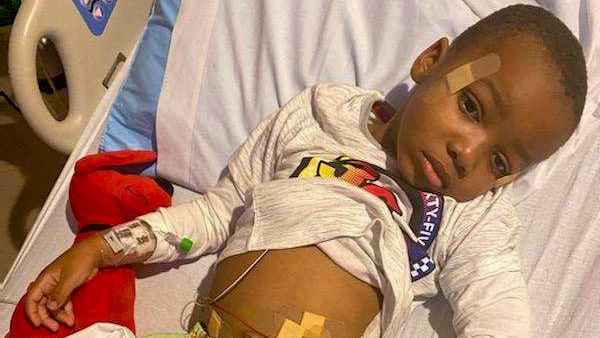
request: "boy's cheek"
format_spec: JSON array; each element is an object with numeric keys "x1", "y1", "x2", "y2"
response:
[
  {"x1": 406, "y1": 95, "x2": 458, "y2": 131},
  {"x1": 419, "y1": 77, "x2": 450, "y2": 105},
  {"x1": 392, "y1": 149, "x2": 414, "y2": 183}
]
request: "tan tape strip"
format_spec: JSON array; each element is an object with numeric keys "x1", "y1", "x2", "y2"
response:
[
  {"x1": 446, "y1": 53, "x2": 501, "y2": 94},
  {"x1": 303, "y1": 327, "x2": 325, "y2": 338},
  {"x1": 208, "y1": 310, "x2": 222, "y2": 338},
  {"x1": 276, "y1": 319, "x2": 306, "y2": 338},
  {"x1": 275, "y1": 311, "x2": 329, "y2": 338},
  {"x1": 301, "y1": 312, "x2": 326, "y2": 338},
  {"x1": 300, "y1": 312, "x2": 326, "y2": 330}
]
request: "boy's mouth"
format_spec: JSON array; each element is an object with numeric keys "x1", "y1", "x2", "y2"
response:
[{"x1": 419, "y1": 152, "x2": 450, "y2": 190}]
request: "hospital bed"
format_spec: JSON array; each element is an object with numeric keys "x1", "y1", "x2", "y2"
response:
[{"x1": 1, "y1": 0, "x2": 600, "y2": 337}]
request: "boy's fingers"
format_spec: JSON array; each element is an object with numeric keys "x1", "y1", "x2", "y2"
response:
[
  {"x1": 42, "y1": 315, "x2": 60, "y2": 332},
  {"x1": 64, "y1": 300, "x2": 75, "y2": 325},
  {"x1": 56, "y1": 314, "x2": 75, "y2": 327},
  {"x1": 48, "y1": 274, "x2": 81, "y2": 310},
  {"x1": 38, "y1": 298, "x2": 59, "y2": 332},
  {"x1": 25, "y1": 280, "x2": 44, "y2": 303},
  {"x1": 52, "y1": 300, "x2": 74, "y2": 327},
  {"x1": 54, "y1": 310, "x2": 75, "y2": 327},
  {"x1": 24, "y1": 276, "x2": 55, "y2": 327},
  {"x1": 24, "y1": 292, "x2": 42, "y2": 327},
  {"x1": 64, "y1": 300, "x2": 73, "y2": 315}
]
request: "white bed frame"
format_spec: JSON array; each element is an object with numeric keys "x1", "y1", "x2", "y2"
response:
[{"x1": 9, "y1": 0, "x2": 153, "y2": 154}]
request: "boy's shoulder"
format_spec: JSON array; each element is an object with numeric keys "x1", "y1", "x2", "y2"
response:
[
  {"x1": 274, "y1": 83, "x2": 377, "y2": 124},
  {"x1": 457, "y1": 184, "x2": 516, "y2": 222},
  {"x1": 310, "y1": 82, "x2": 382, "y2": 111},
  {"x1": 299, "y1": 83, "x2": 384, "y2": 138},
  {"x1": 442, "y1": 186, "x2": 521, "y2": 242}
]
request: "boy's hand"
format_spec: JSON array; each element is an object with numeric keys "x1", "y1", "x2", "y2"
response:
[{"x1": 24, "y1": 233, "x2": 105, "y2": 332}]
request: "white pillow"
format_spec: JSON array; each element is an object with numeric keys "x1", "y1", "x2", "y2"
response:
[{"x1": 155, "y1": 0, "x2": 600, "y2": 200}]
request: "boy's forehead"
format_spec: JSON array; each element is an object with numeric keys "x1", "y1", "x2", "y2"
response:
[
  {"x1": 423, "y1": 53, "x2": 502, "y2": 104},
  {"x1": 497, "y1": 61, "x2": 574, "y2": 160},
  {"x1": 460, "y1": 44, "x2": 574, "y2": 163},
  {"x1": 425, "y1": 40, "x2": 575, "y2": 169},
  {"x1": 446, "y1": 53, "x2": 501, "y2": 94}
]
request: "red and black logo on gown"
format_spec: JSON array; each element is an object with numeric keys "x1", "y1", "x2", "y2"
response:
[{"x1": 290, "y1": 156, "x2": 443, "y2": 282}]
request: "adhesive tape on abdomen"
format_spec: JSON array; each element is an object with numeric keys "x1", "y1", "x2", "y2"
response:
[{"x1": 274, "y1": 305, "x2": 338, "y2": 338}]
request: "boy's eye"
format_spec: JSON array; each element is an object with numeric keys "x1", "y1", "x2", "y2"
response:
[
  {"x1": 491, "y1": 151, "x2": 510, "y2": 177},
  {"x1": 459, "y1": 90, "x2": 481, "y2": 122}
]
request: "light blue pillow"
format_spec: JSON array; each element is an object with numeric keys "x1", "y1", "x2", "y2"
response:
[{"x1": 98, "y1": 0, "x2": 182, "y2": 175}]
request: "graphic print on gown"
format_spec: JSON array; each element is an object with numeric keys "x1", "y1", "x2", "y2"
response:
[{"x1": 290, "y1": 156, "x2": 444, "y2": 281}]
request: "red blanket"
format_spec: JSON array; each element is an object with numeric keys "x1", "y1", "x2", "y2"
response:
[{"x1": 6, "y1": 150, "x2": 172, "y2": 337}]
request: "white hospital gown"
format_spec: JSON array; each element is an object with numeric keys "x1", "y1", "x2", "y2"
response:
[{"x1": 139, "y1": 83, "x2": 531, "y2": 338}]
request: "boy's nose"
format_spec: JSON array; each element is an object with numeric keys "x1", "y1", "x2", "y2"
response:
[{"x1": 447, "y1": 131, "x2": 489, "y2": 178}]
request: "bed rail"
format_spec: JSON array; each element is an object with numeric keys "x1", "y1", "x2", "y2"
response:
[{"x1": 8, "y1": 0, "x2": 154, "y2": 153}]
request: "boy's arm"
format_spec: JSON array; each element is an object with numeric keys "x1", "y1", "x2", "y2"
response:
[
  {"x1": 122, "y1": 86, "x2": 316, "y2": 264},
  {"x1": 438, "y1": 195, "x2": 531, "y2": 338},
  {"x1": 136, "y1": 174, "x2": 245, "y2": 263},
  {"x1": 25, "y1": 86, "x2": 316, "y2": 331}
]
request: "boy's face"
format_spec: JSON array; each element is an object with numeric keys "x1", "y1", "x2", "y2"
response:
[{"x1": 385, "y1": 35, "x2": 576, "y2": 201}]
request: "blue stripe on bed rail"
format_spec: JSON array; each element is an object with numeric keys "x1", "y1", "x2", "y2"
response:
[{"x1": 99, "y1": 0, "x2": 182, "y2": 176}]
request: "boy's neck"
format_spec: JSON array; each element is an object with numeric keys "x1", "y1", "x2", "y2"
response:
[
  {"x1": 367, "y1": 122, "x2": 386, "y2": 144},
  {"x1": 368, "y1": 100, "x2": 399, "y2": 157}
]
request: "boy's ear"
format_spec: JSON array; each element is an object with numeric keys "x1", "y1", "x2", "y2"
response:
[{"x1": 410, "y1": 37, "x2": 450, "y2": 84}]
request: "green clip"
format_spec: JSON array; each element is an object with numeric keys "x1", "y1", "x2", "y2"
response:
[{"x1": 179, "y1": 238, "x2": 193, "y2": 253}]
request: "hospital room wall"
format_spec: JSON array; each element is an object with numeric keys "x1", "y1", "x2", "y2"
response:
[{"x1": 0, "y1": 25, "x2": 67, "y2": 280}]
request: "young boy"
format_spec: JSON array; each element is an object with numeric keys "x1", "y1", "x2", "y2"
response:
[{"x1": 22, "y1": 4, "x2": 586, "y2": 338}]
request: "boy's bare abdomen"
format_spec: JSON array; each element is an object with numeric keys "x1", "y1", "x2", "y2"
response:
[{"x1": 204, "y1": 245, "x2": 382, "y2": 337}]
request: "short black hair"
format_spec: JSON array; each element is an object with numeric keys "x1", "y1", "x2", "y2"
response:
[{"x1": 451, "y1": 4, "x2": 587, "y2": 123}]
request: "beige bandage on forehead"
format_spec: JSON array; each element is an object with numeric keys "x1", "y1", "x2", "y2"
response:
[
  {"x1": 446, "y1": 53, "x2": 501, "y2": 94},
  {"x1": 422, "y1": 52, "x2": 502, "y2": 104}
]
